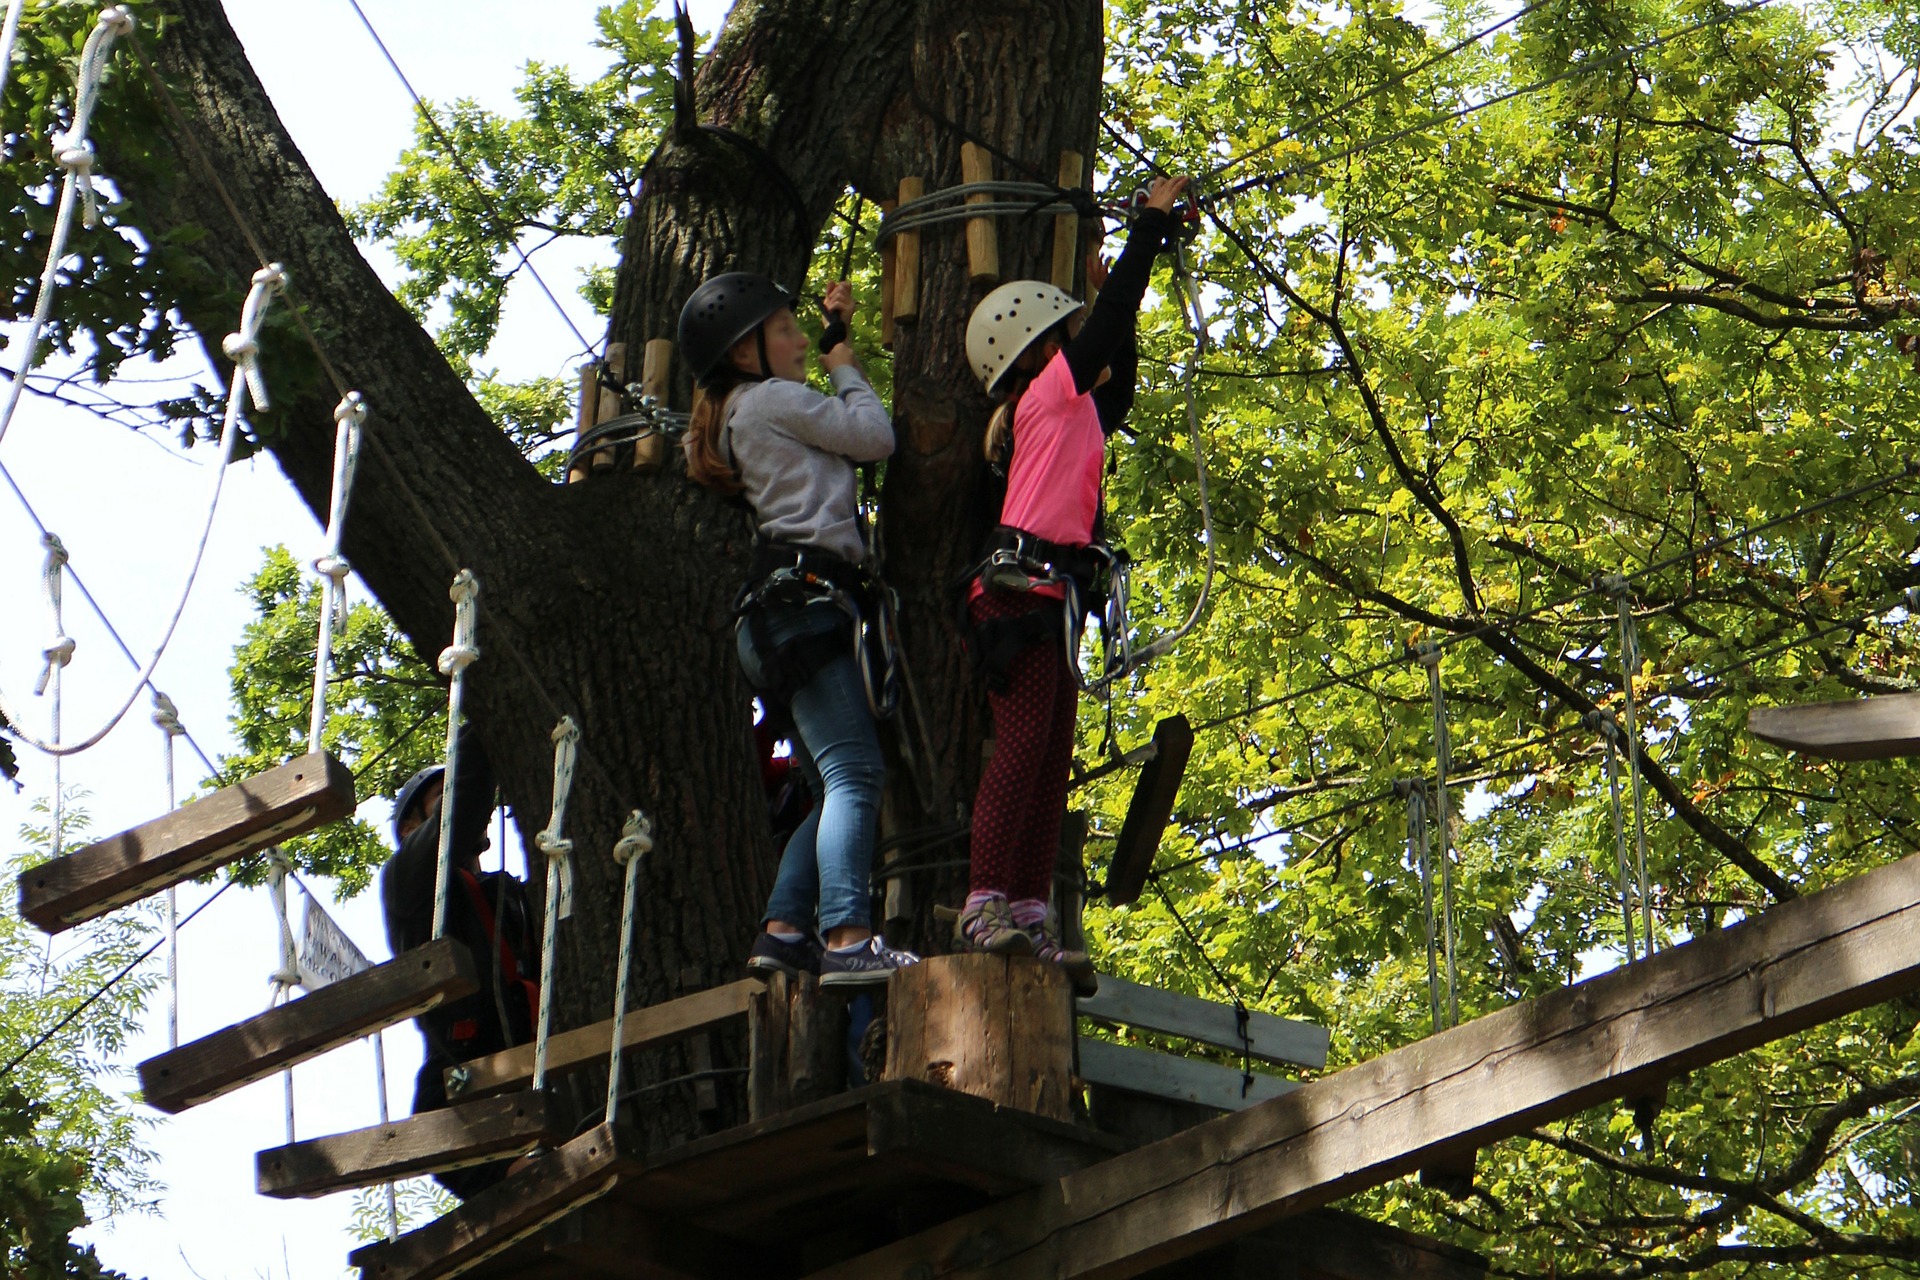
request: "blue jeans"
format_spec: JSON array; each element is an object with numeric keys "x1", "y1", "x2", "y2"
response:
[{"x1": 738, "y1": 601, "x2": 883, "y2": 934}]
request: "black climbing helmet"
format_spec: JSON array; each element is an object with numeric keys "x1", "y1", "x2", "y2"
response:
[
  {"x1": 678, "y1": 272, "x2": 794, "y2": 386},
  {"x1": 391, "y1": 764, "x2": 445, "y2": 844}
]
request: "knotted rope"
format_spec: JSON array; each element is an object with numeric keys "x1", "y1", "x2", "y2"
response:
[
  {"x1": 152, "y1": 690, "x2": 184, "y2": 1047},
  {"x1": 429, "y1": 570, "x2": 480, "y2": 940},
  {"x1": 1601, "y1": 573, "x2": 1656, "y2": 955},
  {"x1": 1414, "y1": 640, "x2": 1460, "y2": 1029},
  {"x1": 531, "y1": 715, "x2": 580, "y2": 1093},
  {"x1": 307, "y1": 392, "x2": 368, "y2": 754},
  {"x1": 606, "y1": 810, "x2": 653, "y2": 1125}
]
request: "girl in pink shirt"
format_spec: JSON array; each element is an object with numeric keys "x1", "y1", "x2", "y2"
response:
[{"x1": 958, "y1": 175, "x2": 1190, "y2": 991}]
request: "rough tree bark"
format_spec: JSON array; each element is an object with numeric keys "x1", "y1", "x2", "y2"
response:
[{"x1": 108, "y1": 0, "x2": 1103, "y2": 1140}]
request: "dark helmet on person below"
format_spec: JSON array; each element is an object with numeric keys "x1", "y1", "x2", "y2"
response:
[
  {"x1": 678, "y1": 272, "x2": 794, "y2": 386},
  {"x1": 391, "y1": 764, "x2": 446, "y2": 844}
]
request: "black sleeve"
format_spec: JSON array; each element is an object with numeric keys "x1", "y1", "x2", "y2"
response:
[
  {"x1": 1063, "y1": 207, "x2": 1174, "y2": 396},
  {"x1": 379, "y1": 725, "x2": 496, "y2": 956},
  {"x1": 1091, "y1": 325, "x2": 1138, "y2": 437}
]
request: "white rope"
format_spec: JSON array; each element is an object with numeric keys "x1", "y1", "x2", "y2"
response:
[
  {"x1": 152, "y1": 689, "x2": 184, "y2": 1048},
  {"x1": 605, "y1": 810, "x2": 653, "y2": 1126},
  {"x1": 0, "y1": 6, "x2": 135, "y2": 452},
  {"x1": 265, "y1": 846, "x2": 299, "y2": 1144},
  {"x1": 1398, "y1": 780, "x2": 1444, "y2": 1033},
  {"x1": 0, "y1": 0, "x2": 28, "y2": 137},
  {"x1": 429, "y1": 570, "x2": 479, "y2": 941},
  {"x1": 1415, "y1": 641, "x2": 1459, "y2": 1029},
  {"x1": 1590, "y1": 710, "x2": 1639, "y2": 963},
  {"x1": 0, "y1": 263, "x2": 284, "y2": 756},
  {"x1": 1603, "y1": 575, "x2": 1656, "y2": 956},
  {"x1": 371, "y1": 1029, "x2": 398, "y2": 1240},
  {"x1": 306, "y1": 392, "x2": 368, "y2": 755},
  {"x1": 33, "y1": 533, "x2": 70, "y2": 857},
  {"x1": 530, "y1": 715, "x2": 579, "y2": 1093}
]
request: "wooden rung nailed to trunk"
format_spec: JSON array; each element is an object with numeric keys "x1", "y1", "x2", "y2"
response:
[
  {"x1": 446, "y1": 977, "x2": 756, "y2": 1101},
  {"x1": 1051, "y1": 150, "x2": 1084, "y2": 293},
  {"x1": 17, "y1": 752, "x2": 354, "y2": 934},
  {"x1": 346, "y1": 1123, "x2": 634, "y2": 1280},
  {"x1": 139, "y1": 937, "x2": 477, "y2": 1115},
  {"x1": 632, "y1": 338, "x2": 673, "y2": 473},
  {"x1": 960, "y1": 142, "x2": 999, "y2": 285},
  {"x1": 1748, "y1": 691, "x2": 1920, "y2": 760},
  {"x1": 894, "y1": 176, "x2": 924, "y2": 324},
  {"x1": 255, "y1": 1089, "x2": 564, "y2": 1199}
]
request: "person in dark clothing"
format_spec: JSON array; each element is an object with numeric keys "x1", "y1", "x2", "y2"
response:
[{"x1": 379, "y1": 729, "x2": 538, "y2": 1199}]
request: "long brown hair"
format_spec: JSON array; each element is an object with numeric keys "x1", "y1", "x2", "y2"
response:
[
  {"x1": 683, "y1": 365, "x2": 756, "y2": 493},
  {"x1": 983, "y1": 329, "x2": 1067, "y2": 471}
]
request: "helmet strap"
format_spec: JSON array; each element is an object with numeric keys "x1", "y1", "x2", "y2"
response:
[{"x1": 755, "y1": 327, "x2": 772, "y2": 379}]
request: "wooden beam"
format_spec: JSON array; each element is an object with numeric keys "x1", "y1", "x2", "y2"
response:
[
  {"x1": 1748, "y1": 691, "x2": 1920, "y2": 760},
  {"x1": 1105, "y1": 716, "x2": 1194, "y2": 906},
  {"x1": 255, "y1": 1089, "x2": 564, "y2": 1199},
  {"x1": 1237, "y1": 1209, "x2": 1487, "y2": 1280},
  {"x1": 1050, "y1": 151, "x2": 1084, "y2": 293},
  {"x1": 347, "y1": 1123, "x2": 634, "y2": 1280},
  {"x1": 959, "y1": 142, "x2": 999, "y2": 284},
  {"x1": 139, "y1": 937, "x2": 475, "y2": 1115},
  {"x1": 893, "y1": 177, "x2": 923, "y2": 324},
  {"x1": 17, "y1": 752, "x2": 354, "y2": 933},
  {"x1": 810, "y1": 846, "x2": 1920, "y2": 1280},
  {"x1": 448, "y1": 978, "x2": 755, "y2": 1101},
  {"x1": 1078, "y1": 972, "x2": 1329, "y2": 1070},
  {"x1": 1077, "y1": 1039, "x2": 1297, "y2": 1113}
]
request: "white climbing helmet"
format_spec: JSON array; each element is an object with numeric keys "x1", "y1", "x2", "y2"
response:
[{"x1": 965, "y1": 280, "x2": 1083, "y2": 397}]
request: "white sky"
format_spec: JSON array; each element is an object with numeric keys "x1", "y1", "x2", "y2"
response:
[{"x1": 0, "y1": 2, "x2": 726, "y2": 1277}]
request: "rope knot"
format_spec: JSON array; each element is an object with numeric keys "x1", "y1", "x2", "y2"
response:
[
  {"x1": 57, "y1": 140, "x2": 93, "y2": 175},
  {"x1": 334, "y1": 391, "x2": 368, "y2": 427},
  {"x1": 612, "y1": 810, "x2": 653, "y2": 866},
  {"x1": 97, "y1": 6, "x2": 135, "y2": 36},
  {"x1": 40, "y1": 531, "x2": 68, "y2": 567},
  {"x1": 151, "y1": 690, "x2": 184, "y2": 737},
  {"x1": 535, "y1": 716, "x2": 581, "y2": 871},
  {"x1": 313, "y1": 553, "x2": 351, "y2": 583},
  {"x1": 438, "y1": 570, "x2": 480, "y2": 675},
  {"x1": 1411, "y1": 638, "x2": 1443, "y2": 669}
]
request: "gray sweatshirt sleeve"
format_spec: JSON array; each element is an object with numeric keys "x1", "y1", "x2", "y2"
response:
[{"x1": 761, "y1": 367, "x2": 895, "y2": 463}]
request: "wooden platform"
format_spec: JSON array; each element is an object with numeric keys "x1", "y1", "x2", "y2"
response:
[
  {"x1": 1749, "y1": 691, "x2": 1920, "y2": 760},
  {"x1": 140, "y1": 937, "x2": 475, "y2": 1114},
  {"x1": 347, "y1": 1079, "x2": 1125, "y2": 1280},
  {"x1": 256, "y1": 1089, "x2": 564, "y2": 1199},
  {"x1": 17, "y1": 751, "x2": 354, "y2": 933}
]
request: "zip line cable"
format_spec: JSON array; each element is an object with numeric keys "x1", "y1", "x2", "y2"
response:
[{"x1": 335, "y1": 0, "x2": 597, "y2": 359}]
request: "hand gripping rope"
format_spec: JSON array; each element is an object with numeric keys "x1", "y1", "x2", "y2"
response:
[
  {"x1": 531, "y1": 715, "x2": 580, "y2": 1093},
  {"x1": 151, "y1": 690, "x2": 184, "y2": 1047},
  {"x1": 307, "y1": 392, "x2": 368, "y2": 755},
  {"x1": 430, "y1": 570, "x2": 480, "y2": 941},
  {"x1": 0, "y1": 263, "x2": 283, "y2": 758},
  {"x1": 605, "y1": 810, "x2": 653, "y2": 1126},
  {"x1": 0, "y1": 6, "x2": 135, "y2": 451}
]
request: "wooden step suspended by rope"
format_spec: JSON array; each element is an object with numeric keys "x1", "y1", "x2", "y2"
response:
[
  {"x1": 17, "y1": 751, "x2": 354, "y2": 934},
  {"x1": 1748, "y1": 691, "x2": 1920, "y2": 760},
  {"x1": 1103, "y1": 714, "x2": 1196, "y2": 906},
  {"x1": 445, "y1": 977, "x2": 756, "y2": 1102},
  {"x1": 347, "y1": 1122, "x2": 638, "y2": 1280},
  {"x1": 1077, "y1": 1037, "x2": 1298, "y2": 1112},
  {"x1": 255, "y1": 1089, "x2": 564, "y2": 1200},
  {"x1": 1077, "y1": 971, "x2": 1330, "y2": 1070},
  {"x1": 138, "y1": 937, "x2": 476, "y2": 1114}
]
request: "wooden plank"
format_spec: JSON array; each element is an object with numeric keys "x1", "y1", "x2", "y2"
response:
[
  {"x1": 17, "y1": 752, "x2": 354, "y2": 933},
  {"x1": 255, "y1": 1089, "x2": 563, "y2": 1199},
  {"x1": 588, "y1": 342, "x2": 625, "y2": 473},
  {"x1": 960, "y1": 142, "x2": 999, "y2": 284},
  {"x1": 885, "y1": 954, "x2": 1075, "y2": 1123},
  {"x1": 864, "y1": 1079, "x2": 1125, "y2": 1198},
  {"x1": 1105, "y1": 716, "x2": 1195, "y2": 906},
  {"x1": 567, "y1": 362, "x2": 596, "y2": 484},
  {"x1": 1748, "y1": 692, "x2": 1920, "y2": 760},
  {"x1": 348, "y1": 1123, "x2": 634, "y2": 1280},
  {"x1": 139, "y1": 937, "x2": 475, "y2": 1115},
  {"x1": 1078, "y1": 972, "x2": 1330, "y2": 1071},
  {"x1": 449, "y1": 978, "x2": 755, "y2": 1101},
  {"x1": 894, "y1": 176, "x2": 924, "y2": 323},
  {"x1": 632, "y1": 338, "x2": 672, "y2": 472},
  {"x1": 1050, "y1": 151, "x2": 1084, "y2": 293},
  {"x1": 1076, "y1": 1038, "x2": 1297, "y2": 1112},
  {"x1": 809, "y1": 846, "x2": 1920, "y2": 1280}
]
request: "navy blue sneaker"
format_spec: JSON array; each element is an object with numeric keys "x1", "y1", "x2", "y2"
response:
[
  {"x1": 819, "y1": 936, "x2": 920, "y2": 988},
  {"x1": 746, "y1": 930, "x2": 821, "y2": 979}
]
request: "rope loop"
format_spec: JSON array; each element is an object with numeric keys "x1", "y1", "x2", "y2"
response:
[
  {"x1": 34, "y1": 533, "x2": 73, "y2": 696},
  {"x1": 223, "y1": 263, "x2": 287, "y2": 413},
  {"x1": 533, "y1": 716, "x2": 580, "y2": 860},
  {"x1": 612, "y1": 810, "x2": 654, "y2": 866},
  {"x1": 437, "y1": 570, "x2": 480, "y2": 675},
  {"x1": 150, "y1": 689, "x2": 184, "y2": 738}
]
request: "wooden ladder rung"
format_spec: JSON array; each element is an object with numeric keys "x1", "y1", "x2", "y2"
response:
[
  {"x1": 138, "y1": 937, "x2": 477, "y2": 1115},
  {"x1": 346, "y1": 1123, "x2": 636, "y2": 1280},
  {"x1": 256, "y1": 1089, "x2": 564, "y2": 1199},
  {"x1": 17, "y1": 752, "x2": 355, "y2": 934}
]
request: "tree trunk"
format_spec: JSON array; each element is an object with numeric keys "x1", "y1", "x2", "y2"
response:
[{"x1": 116, "y1": 0, "x2": 1102, "y2": 1142}]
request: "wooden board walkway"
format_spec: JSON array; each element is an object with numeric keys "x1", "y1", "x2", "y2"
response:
[
  {"x1": 810, "y1": 844, "x2": 1920, "y2": 1280},
  {"x1": 17, "y1": 752, "x2": 353, "y2": 933},
  {"x1": 139, "y1": 937, "x2": 475, "y2": 1114},
  {"x1": 446, "y1": 979, "x2": 755, "y2": 1101},
  {"x1": 256, "y1": 1090, "x2": 563, "y2": 1199},
  {"x1": 1748, "y1": 691, "x2": 1920, "y2": 760}
]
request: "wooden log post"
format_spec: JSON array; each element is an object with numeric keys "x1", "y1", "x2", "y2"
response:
[
  {"x1": 747, "y1": 971, "x2": 793, "y2": 1120},
  {"x1": 1051, "y1": 150, "x2": 1084, "y2": 294},
  {"x1": 566, "y1": 362, "x2": 597, "y2": 484},
  {"x1": 632, "y1": 338, "x2": 673, "y2": 473},
  {"x1": 885, "y1": 954, "x2": 1075, "y2": 1123},
  {"x1": 894, "y1": 177, "x2": 924, "y2": 325},
  {"x1": 960, "y1": 142, "x2": 999, "y2": 285},
  {"x1": 590, "y1": 342, "x2": 625, "y2": 475},
  {"x1": 747, "y1": 972, "x2": 850, "y2": 1119},
  {"x1": 879, "y1": 197, "x2": 898, "y2": 348}
]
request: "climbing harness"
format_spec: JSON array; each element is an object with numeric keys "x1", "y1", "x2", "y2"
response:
[
  {"x1": 1586, "y1": 710, "x2": 1639, "y2": 963},
  {"x1": 733, "y1": 540, "x2": 902, "y2": 720},
  {"x1": 1600, "y1": 574, "x2": 1655, "y2": 955},
  {"x1": 308, "y1": 393, "x2": 368, "y2": 754},
  {"x1": 0, "y1": 263, "x2": 282, "y2": 758},
  {"x1": 605, "y1": 810, "x2": 654, "y2": 1125},
  {"x1": 1396, "y1": 780, "x2": 1446, "y2": 1033},
  {"x1": 0, "y1": 6, "x2": 134, "y2": 451},
  {"x1": 531, "y1": 716, "x2": 580, "y2": 1094},
  {"x1": 151, "y1": 690, "x2": 184, "y2": 1048},
  {"x1": 1414, "y1": 641, "x2": 1460, "y2": 1029},
  {"x1": 430, "y1": 570, "x2": 481, "y2": 941}
]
